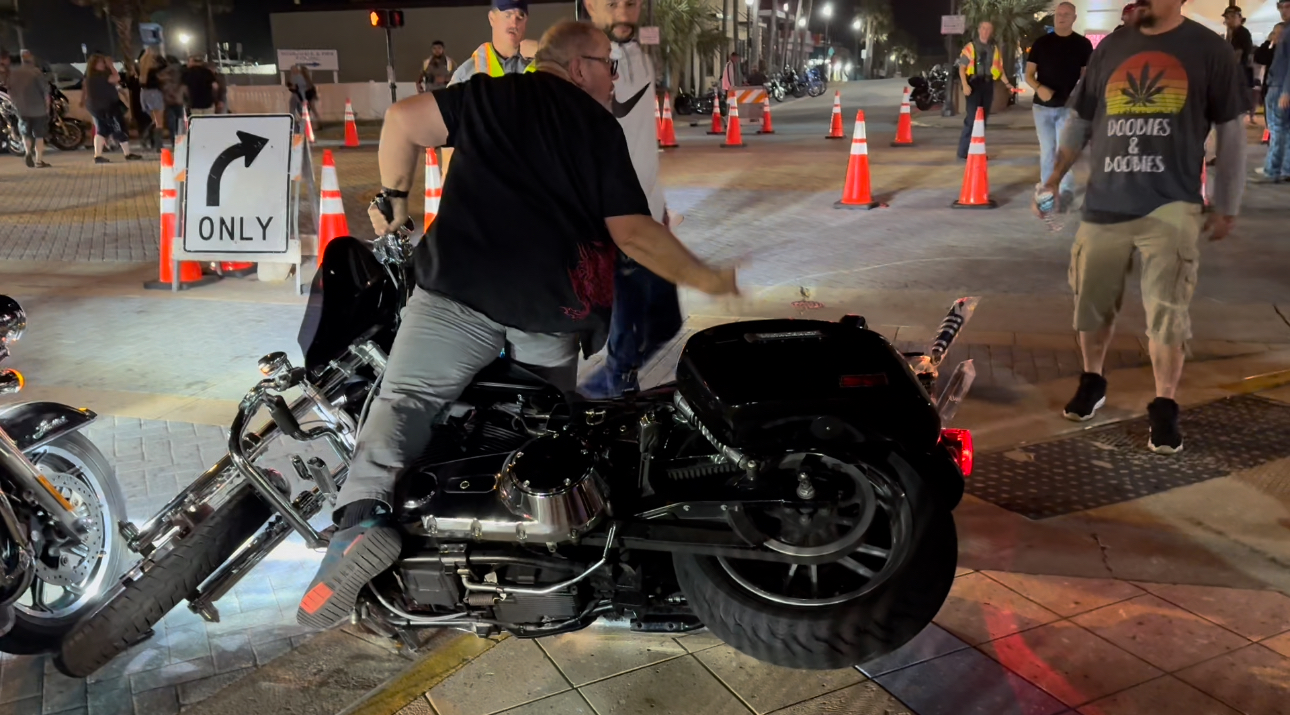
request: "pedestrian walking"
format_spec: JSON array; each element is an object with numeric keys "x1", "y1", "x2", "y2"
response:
[
  {"x1": 81, "y1": 54, "x2": 141, "y2": 163},
  {"x1": 286, "y1": 64, "x2": 317, "y2": 127},
  {"x1": 1025, "y1": 2, "x2": 1093, "y2": 209},
  {"x1": 158, "y1": 54, "x2": 185, "y2": 144},
  {"x1": 7, "y1": 50, "x2": 51, "y2": 168},
  {"x1": 181, "y1": 56, "x2": 219, "y2": 117},
  {"x1": 720, "y1": 51, "x2": 740, "y2": 116},
  {"x1": 138, "y1": 46, "x2": 168, "y2": 149},
  {"x1": 1253, "y1": 22, "x2": 1283, "y2": 111},
  {"x1": 1258, "y1": 0, "x2": 1290, "y2": 183},
  {"x1": 956, "y1": 21, "x2": 1016, "y2": 160},
  {"x1": 1036, "y1": 0, "x2": 1248, "y2": 454},
  {"x1": 417, "y1": 41, "x2": 455, "y2": 93}
]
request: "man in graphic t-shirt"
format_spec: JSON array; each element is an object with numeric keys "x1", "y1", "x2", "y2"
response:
[
  {"x1": 1025, "y1": 2, "x2": 1093, "y2": 208},
  {"x1": 1036, "y1": 0, "x2": 1247, "y2": 455}
]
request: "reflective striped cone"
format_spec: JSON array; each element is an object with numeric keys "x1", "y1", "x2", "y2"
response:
[
  {"x1": 721, "y1": 91, "x2": 746, "y2": 148},
  {"x1": 708, "y1": 90, "x2": 725, "y2": 134},
  {"x1": 835, "y1": 111, "x2": 881, "y2": 210},
  {"x1": 318, "y1": 149, "x2": 350, "y2": 263},
  {"x1": 892, "y1": 86, "x2": 915, "y2": 146},
  {"x1": 758, "y1": 94, "x2": 775, "y2": 134},
  {"x1": 952, "y1": 108, "x2": 996, "y2": 209},
  {"x1": 172, "y1": 132, "x2": 188, "y2": 182},
  {"x1": 654, "y1": 93, "x2": 662, "y2": 143},
  {"x1": 303, "y1": 104, "x2": 317, "y2": 143},
  {"x1": 659, "y1": 93, "x2": 679, "y2": 149},
  {"x1": 826, "y1": 91, "x2": 845, "y2": 139},
  {"x1": 424, "y1": 148, "x2": 442, "y2": 230},
  {"x1": 343, "y1": 99, "x2": 360, "y2": 147},
  {"x1": 143, "y1": 149, "x2": 217, "y2": 290}
]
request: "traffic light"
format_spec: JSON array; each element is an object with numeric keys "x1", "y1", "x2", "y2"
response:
[{"x1": 369, "y1": 9, "x2": 405, "y2": 28}]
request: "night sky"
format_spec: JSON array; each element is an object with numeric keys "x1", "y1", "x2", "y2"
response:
[{"x1": 18, "y1": 0, "x2": 949, "y2": 66}]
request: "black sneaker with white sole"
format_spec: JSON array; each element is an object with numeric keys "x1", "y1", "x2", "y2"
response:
[
  {"x1": 1147, "y1": 397, "x2": 1184, "y2": 454},
  {"x1": 1063, "y1": 372, "x2": 1107, "y2": 421}
]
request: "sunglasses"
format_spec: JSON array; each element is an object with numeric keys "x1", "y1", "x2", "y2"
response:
[{"x1": 581, "y1": 55, "x2": 618, "y2": 74}]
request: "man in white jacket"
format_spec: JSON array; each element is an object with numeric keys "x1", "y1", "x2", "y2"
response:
[{"x1": 580, "y1": 0, "x2": 683, "y2": 398}]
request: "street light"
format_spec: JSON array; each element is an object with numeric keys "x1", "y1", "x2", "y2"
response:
[
  {"x1": 822, "y1": 2, "x2": 832, "y2": 47},
  {"x1": 851, "y1": 18, "x2": 861, "y2": 80},
  {"x1": 177, "y1": 32, "x2": 192, "y2": 49}
]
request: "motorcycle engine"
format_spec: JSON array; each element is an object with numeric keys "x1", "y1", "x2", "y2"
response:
[{"x1": 412, "y1": 431, "x2": 608, "y2": 546}]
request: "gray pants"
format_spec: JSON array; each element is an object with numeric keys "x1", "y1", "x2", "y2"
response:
[{"x1": 336, "y1": 288, "x2": 580, "y2": 515}]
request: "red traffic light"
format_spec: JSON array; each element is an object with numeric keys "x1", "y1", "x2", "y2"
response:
[{"x1": 369, "y1": 9, "x2": 405, "y2": 28}]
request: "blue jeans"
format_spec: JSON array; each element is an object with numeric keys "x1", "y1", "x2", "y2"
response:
[
  {"x1": 1034, "y1": 104, "x2": 1076, "y2": 194},
  {"x1": 1266, "y1": 89, "x2": 1290, "y2": 180},
  {"x1": 580, "y1": 258, "x2": 682, "y2": 399}
]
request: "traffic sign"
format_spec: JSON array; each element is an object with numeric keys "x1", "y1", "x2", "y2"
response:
[
  {"x1": 139, "y1": 23, "x2": 164, "y2": 47},
  {"x1": 182, "y1": 115, "x2": 294, "y2": 255},
  {"x1": 941, "y1": 15, "x2": 966, "y2": 34},
  {"x1": 276, "y1": 49, "x2": 340, "y2": 72}
]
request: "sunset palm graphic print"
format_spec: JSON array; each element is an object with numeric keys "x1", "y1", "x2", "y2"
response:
[{"x1": 1105, "y1": 51, "x2": 1190, "y2": 116}]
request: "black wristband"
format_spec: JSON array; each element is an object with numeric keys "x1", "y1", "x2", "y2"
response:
[{"x1": 380, "y1": 187, "x2": 410, "y2": 199}]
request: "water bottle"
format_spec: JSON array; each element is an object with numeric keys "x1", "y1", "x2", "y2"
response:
[{"x1": 1034, "y1": 183, "x2": 1062, "y2": 232}]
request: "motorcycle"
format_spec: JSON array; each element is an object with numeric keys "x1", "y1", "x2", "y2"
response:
[
  {"x1": 673, "y1": 86, "x2": 716, "y2": 117},
  {"x1": 805, "y1": 66, "x2": 827, "y2": 97},
  {"x1": 57, "y1": 221, "x2": 979, "y2": 677},
  {"x1": 0, "y1": 296, "x2": 129, "y2": 654},
  {"x1": 909, "y1": 64, "x2": 950, "y2": 112},
  {"x1": 782, "y1": 66, "x2": 808, "y2": 98},
  {"x1": 766, "y1": 75, "x2": 787, "y2": 103},
  {"x1": 0, "y1": 84, "x2": 89, "y2": 154}
]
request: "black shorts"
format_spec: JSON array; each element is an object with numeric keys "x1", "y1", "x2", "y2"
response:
[
  {"x1": 18, "y1": 115, "x2": 49, "y2": 140},
  {"x1": 91, "y1": 106, "x2": 129, "y2": 143}
]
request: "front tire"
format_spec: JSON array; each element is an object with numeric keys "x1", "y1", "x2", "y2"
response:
[
  {"x1": 49, "y1": 120, "x2": 86, "y2": 151},
  {"x1": 0, "y1": 432, "x2": 128, "y2": 655},
  {"x1": 55, "y1": 485, "x2": 271, "y2": 678},
  {"x1": 673, "y1": 450, "x2": 958, "y2": 671}
]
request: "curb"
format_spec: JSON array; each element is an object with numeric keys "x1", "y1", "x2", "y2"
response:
[{"x1": 337, "y1": 633, "x2": 507, "y2": 715}]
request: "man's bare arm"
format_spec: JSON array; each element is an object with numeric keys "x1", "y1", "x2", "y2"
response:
[
  {"x1": 605, "y1": 215, "x2": 737, "y2": 296},
  {"x1": 370, "y1": 93, "x2": 451, "y2": 232},
  {"x1": 1025, "y1": 61, "x2": 1043, "y2": 92}
]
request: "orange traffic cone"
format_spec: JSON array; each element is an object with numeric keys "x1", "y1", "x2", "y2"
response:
[
  {"x1": 172, "y1": 132, "x2": 188, "y2": 182},
  {"x1": 892, "y1": 86, "x2": 915, "y2": 146},
  {"x1": 343, "y1": 99, "x2": 360, "y2": 147},
  {"x1": 758, "y1": 94, "x2": 775, "y2": 134},
  {"x1": 302, "y1": 105, "x2": 317, "y2": 144},
  {"x1": 424, "y1": 148, "x2": 442, "y2": 230},
  {"x1": 144, "y1": 149, "x2": 218, "y2": 290},
  {"x1": 1263, "y1": 127, "x2": 1271, "y2": 145},
  {"x1": 318, "y1": 150, "x2": 350, "y2": 263},
  {"x1": 721, "y1": 91, "x2": 746, "y2": 149},
  {"x1": 953, "y1": 108, "x2": 996, "y2": 209},
  {"x1": 826, "y1": 91, "x2": 845, "y2": 139},
  {"x1": 654, "y1": 93, "x2": 662, "y2": 143},
  {"x1": 835, "y1": 111, "x2": 881, "y2": 210},
  {"x1": 659, "y1": 93, "x2": 679, "y2": 149},
  {"x1": 707, "y1": 91, "x2": 725, "y2": 135}
]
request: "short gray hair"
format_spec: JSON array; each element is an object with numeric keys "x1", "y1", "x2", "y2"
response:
[{"x1": 534, "y1": 20, "x2": 604, "y2": 67}]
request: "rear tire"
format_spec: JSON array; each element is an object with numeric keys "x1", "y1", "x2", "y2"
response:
[
  {"x1": 54, "y1": 485, "x2": 271, "y2": 678},
  {"x1": 673, "y1": 452, "x2": 958, "y2": 671}
]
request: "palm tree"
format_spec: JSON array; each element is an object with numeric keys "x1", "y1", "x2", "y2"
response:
[
  {"x1": 882, "y1": 29, "x2": 918, "y2": 78},
  {"x1": 72, "y1": 0, "x2": 171, "y2": 72},
  {"x1": 857, "y1": 0, "x2": 892, "y2": 80},
  {"x1": 961, "y1": 0, "x2": 1050, "y2": 84},
  {"x1": 655, "y1": 0, "x2": 726, "y2": 93}
]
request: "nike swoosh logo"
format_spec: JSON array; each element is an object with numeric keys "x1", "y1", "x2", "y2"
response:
[{"x1": 611, "y1": 84, "x2": 650, "y2": 119}]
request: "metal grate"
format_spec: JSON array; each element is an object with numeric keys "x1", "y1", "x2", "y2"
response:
[{"x1": 967, "y1": 395, "x2": 1290, "y2": 519}]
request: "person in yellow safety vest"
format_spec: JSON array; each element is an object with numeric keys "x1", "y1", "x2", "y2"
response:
[
  {"x1": 955, "y1": 20, "x2": 1015, "y2": 160},
  {"x1": 439, "y1": 0, "x2": 538, "y2": 178}
]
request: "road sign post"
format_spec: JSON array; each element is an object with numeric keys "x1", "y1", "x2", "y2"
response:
[{"x1": 176, "y1": 114, "x2": 305, "y2": 293}]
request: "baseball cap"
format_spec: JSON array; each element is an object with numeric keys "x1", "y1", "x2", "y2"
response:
[
  {"x1": 492, "y1": 0, "x2": 528, "y2": 12},
  {"x1": 1222, "y1": 5, "x2": 1242, "y2": 16}
]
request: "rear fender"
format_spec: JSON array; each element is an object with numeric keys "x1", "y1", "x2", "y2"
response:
[{"x1": 0, "y1": 402, "x2": 97, "y2": 454}]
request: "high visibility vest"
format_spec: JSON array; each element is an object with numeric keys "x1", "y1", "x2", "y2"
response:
[
  {"x1": 961, "y1": 42, "x2": 1004, "y2": 81},
  {"x1": 471, "y1": 42, "x2": 537, "y2": 77}
]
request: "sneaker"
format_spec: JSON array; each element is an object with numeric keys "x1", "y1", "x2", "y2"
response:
[
  {"x1": 124, "y1": 153, "x2": 143, "y2": 161},
  {"x1": 94, "y1": 156, "x2": 110, "y2": 164},
  {"x1": 24, "y1": 152, "x2": 34, "y2": 168},
  {"x1": 578, "y1": 365, "x2": 639, "y2": 400},
  {"x1": 1147, "y1": 397, "x2": 1184, "y2": 454},
  {"x1": 1063, "y1": 372, "x2": 1107, "y2": 421},
  {"x1": 297, "y1": 518, "x2": 401, "y2": 630}
]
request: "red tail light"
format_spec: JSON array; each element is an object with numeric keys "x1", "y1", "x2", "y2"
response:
[{"x1": 940, "y1": 428, "x2": 973, "y2": 477}]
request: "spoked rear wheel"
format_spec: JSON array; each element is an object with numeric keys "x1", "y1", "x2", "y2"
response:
[{"x1": 674, "y1": 450, "x2": 957, "y2": 670}]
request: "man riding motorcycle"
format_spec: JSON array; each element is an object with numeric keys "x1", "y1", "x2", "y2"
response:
[{"x1": 296, "y1": 20, "x2": 739, "y2": 629}]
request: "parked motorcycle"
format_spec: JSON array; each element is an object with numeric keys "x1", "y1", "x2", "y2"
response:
[
  {"x1": 673, "y1": 86, "x2": 716, "y2": 117},
  {"x1": 909, "y1": 64, "x2": 950, "y2": 112},
  {"x1": 766, "y1": 75, "x2": 787, "y2": 103},
  {"x1": 805, "y1": 66, "x2": 828, "y2": 97},
  {"x1": 0, "y1": 296, "x2": 129, "y2": 654},
  {"x1": 0, "y1": 84, "x2": 89, "y2": 154},
  {"x1": 57, "y1": 220, "x2": 979, "y2": 677}
]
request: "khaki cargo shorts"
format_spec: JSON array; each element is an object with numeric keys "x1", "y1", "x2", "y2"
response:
[{"x1": 1069, "y1": 201, "x2": 1205, "y2": 347}]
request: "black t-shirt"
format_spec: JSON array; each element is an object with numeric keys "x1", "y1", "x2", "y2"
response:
[
  {"x1": 415, "y1": 72, "x2": 651, "y2": 356},
  {"x1": 182, "y1": 66, "x2": 217, "y2": 109},
  {"x1": 1230, "y1": 25, "x2": 1253, "y2": 69},
  {"x1": 1028, "y1": 31, "x2": 1094, "y2": 107}
]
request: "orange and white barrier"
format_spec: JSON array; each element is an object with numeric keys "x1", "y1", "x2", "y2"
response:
[
  {"x1": 424, "y1": 148, "x2": 442, "y2": 231},
  {"x1": 659, "y1": 93, "x2": 679, "y2": 149},
  {"x1": 826, "y1": 91, "x2": 845, "y2": 139},
  {"x1": 302, "y1": 105, "x2": 317, "y2": 143},
  {"x1": 143, "y1": 149, "x2": 216, "y2": 290},
  {"x1": 953, "y1": 108, "x2": 996, "y2": 209},
  {"x1": 318, "y1": 149, "x2": 349, "y2": 262},
  {"x1": 343, "y1": 99, "x2": 360, "y2": 147},
  {"x1": 892, "y1": 87, "x2": 915, "y2": 146},
  {"x1": 721, "y1": 90, "x2": 746, "y2": 149},
  {"x1": 835, "y1": 111, "x2": 880, "y2": 210}
]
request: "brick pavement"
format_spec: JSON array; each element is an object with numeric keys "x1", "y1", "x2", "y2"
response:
[{"x1": 0, "y1": 415, "x2": 333, "y2": 715}]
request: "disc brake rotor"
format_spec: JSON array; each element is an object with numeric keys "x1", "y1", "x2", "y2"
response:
[{"x1": 32, "y1": 470, "x2": 105, "y2": 588}]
